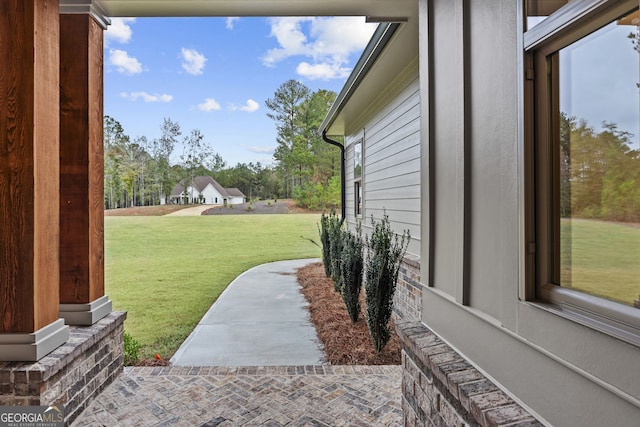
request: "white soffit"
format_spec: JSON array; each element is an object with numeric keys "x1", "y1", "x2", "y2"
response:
[{"x1": 91, "y1": 0, "x2": 417, "y2": 18}]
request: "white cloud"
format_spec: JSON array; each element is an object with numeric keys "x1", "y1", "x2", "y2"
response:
[
  {"x1": 262, "y1": 17, "x2": 309, "y2": 67},
  {"x1": 240, "y1": 99, "x2": 260, "y2": 112},
  {"x1": 297, "y1": 62, "x2": 351, "y2": 80},
  {"x1": 181, "y1": 48, "x2": 207, "y2": 75},
  {"x1": 226, "y1": 17, "x2": 240, "y2": 30},
  {"x1": 105, "y1": 18, "x2": 135, "y2": 46},
  {"x1": 308, "y1": 17, "x2": 377, "y2": 59},
  {"x1": 198, "y1": 98, "x2": 221, "y2": 112},
  {"x1": 121, "y1": 92, "x2": 173, "y2": 103},
  {"x1": 108, "y1": 49, "x2": 143, "y2": 75},
  {"x1": 262, "y1": 17, "x2": 377, "y2": 80},
  {"x1": 250, "y1": 146, "x2": 276, "y2": 154},
  {"x1": 230, "y1": 99, "x2": 260, "y2": 113}
]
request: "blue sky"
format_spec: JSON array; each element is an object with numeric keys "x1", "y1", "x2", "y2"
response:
[
  {"x1": 104, "y1": 17, "x2": 377, "y2": 166},
  {"x1": 559, "y1": 15, "x2": 639, "y2": 149}
]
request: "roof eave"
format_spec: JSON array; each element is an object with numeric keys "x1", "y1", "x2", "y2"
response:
[{"x1": 319, "y1": 22, "x2": 400, "y2": 136}]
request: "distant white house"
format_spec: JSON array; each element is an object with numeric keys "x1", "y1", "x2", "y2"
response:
[{"x1": 169, "y1": 176, "x2": 246, "y2": 205}]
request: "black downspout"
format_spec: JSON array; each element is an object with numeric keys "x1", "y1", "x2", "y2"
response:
[{"x1": 322, "y1": 131, "x2": 346, "y2": 225}]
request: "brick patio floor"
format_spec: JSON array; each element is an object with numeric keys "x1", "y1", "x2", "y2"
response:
[{"x1": 72, "y1": 365, "x2": 402, "y2": 426}]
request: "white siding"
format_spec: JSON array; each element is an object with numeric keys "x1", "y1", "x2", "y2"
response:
[
  {"x1": 201, "y1": 184, "x2": 225, "y2": 205},
  {"x1": 228, "y1": 196, "x2": 245, "y2": 205},
  {"x1": 345, "y1": 76, "x2": 421, "y2": 256}
]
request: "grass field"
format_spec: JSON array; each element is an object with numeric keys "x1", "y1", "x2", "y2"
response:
[
  {"x1": 105, "y1": 214, "x2": 321, "y2": 359},
  {"x1": 561, "y1": 219, "x2": 640, "y2": 305}
]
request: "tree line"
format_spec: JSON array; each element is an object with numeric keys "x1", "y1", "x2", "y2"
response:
[
  {"x1": 266, "y1": 79, "x2": 341, "y2": 209},
  {"x1": 560, "y1": 113, "x2": 640, "y2": 223},
  {"x1": 103, "y1": 79, "x2": 342, "y2": 210}
]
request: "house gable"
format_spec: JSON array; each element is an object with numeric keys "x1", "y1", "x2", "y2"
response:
[{"x1": 169, "y1": 176, "x2": 245, "y2": 204}]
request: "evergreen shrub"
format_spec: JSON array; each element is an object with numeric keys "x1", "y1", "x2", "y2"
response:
[
  {"x1": 318, "y1": 210, "x2": 343, "y2": 289},
  {"x1": 364, "y1": 213, "x2": 409, "y2": 353},
  {"x1": 318, "y1": 212, "x2": 333, "y2": 277},
  {"x1": 328, "y1": 213, "x2": 344, "y2": 293},
  {"x1": 340, "y1": 223, "x2": 364, "y2": 322}
]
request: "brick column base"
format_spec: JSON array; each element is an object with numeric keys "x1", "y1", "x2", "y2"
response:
[{"x1": 0, "y1": 311, "x2": 126, "y2": 425}]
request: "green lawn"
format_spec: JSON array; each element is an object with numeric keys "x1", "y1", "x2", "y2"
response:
[
  {"x1": 105, "y1": 214, "x2": 321, "y2": 359},
  {"x1": 561, "y1": 219, "x2": 640, "y2": 305}
]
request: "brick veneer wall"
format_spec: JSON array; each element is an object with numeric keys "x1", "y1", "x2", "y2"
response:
[
  {"x1": 397, "y1": 320, "x2": 542, "y2": 427},
  {"x1": 0, "y1": 311, "x2": 126, "y2": 425},
  {"x1": 394, "y1": 254, "x2": 423, "y2": 321}
]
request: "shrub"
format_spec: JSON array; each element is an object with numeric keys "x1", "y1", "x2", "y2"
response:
[
  {"x1": 123, "y1": 331, "x2": 141, "y2": 366},
  {"x1": 318, "y1": 212, "x2": 332, "y2": 277},
  {"x1": 364, "y1": 213, "x2": 409, "y2": 353},
  {"x1": 317, "y1": 210, "x2": 343, "y2": 288},
  {"x1": 328, "y1": 213, "x2": 344, "y2": 293},
  {"x1": 340, "y1": 223, "x2": 364, "y2": 322}
]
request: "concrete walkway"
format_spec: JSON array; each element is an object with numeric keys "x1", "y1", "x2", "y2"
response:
[{"x1": 171, "y1": 259, "x2": 325, "y2": 366}]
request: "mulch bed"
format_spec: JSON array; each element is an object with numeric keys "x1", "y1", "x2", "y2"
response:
[{"x1": 296, "y1": 262, "x2": 401, "y2": 365}]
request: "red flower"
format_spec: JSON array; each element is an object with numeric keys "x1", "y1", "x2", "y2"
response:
[{"x1": 155, "y1": 353, "x2": 161, "y2": 360}]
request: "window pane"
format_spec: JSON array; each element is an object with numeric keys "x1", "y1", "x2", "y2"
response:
[
  {"x1": 355, "y1": 181, "x2": 362, "y2": 216},
  {"x1": 526, "y1": 0, "x2": 570, "y2": 29},
  {"x1": 354, "y1": 141, "x2": 362, "y2": 178},
  {"x1": 557, "y1": 8, "x2": 640, "y2": 306}
]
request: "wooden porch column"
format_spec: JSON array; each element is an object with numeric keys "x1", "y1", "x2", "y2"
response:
[
  {"x1": 0, "y1": 0, "x2": 69, "y2": 361},
  {"x1": 59, "y1": 11, "x2": 112, "y2": 325}
]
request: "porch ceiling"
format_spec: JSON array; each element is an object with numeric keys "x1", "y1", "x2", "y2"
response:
[{"x1": 90, "y1": 0, "x2": 418, "y2": 18}]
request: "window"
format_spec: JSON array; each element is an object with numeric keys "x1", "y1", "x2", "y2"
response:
[
  {"x1": 525, "y1": 0, "x2": 570, "y2": 29},
  {"x1": 354, "y1": 140, "x2": 362, "y2": 179},
  {"x1": 354, "y1": 139, "x2": 363, "y2": 217},
  {"x1": 355, "y1": 181, "x2": 362, "y2": 217},
  {"x1": 526, "y1": 0, "x2": 640, "y2": 344}
]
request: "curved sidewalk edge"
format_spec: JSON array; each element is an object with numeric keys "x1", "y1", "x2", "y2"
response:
[
  {"x1": 170, "y1": 258, "x2": 324, "y2": 366},
  {"x1": 163, "y1": 205, "x2": 212, "y2": 216}
]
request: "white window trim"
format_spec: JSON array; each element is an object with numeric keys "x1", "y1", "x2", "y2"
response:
[{"x1": 525, "y1": 0, "x2": 640, "y2": 347}]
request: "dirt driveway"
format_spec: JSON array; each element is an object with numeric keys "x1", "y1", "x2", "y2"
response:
[{"x1": 164, "y1": 205, "x2": 212, "y2": 216}]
